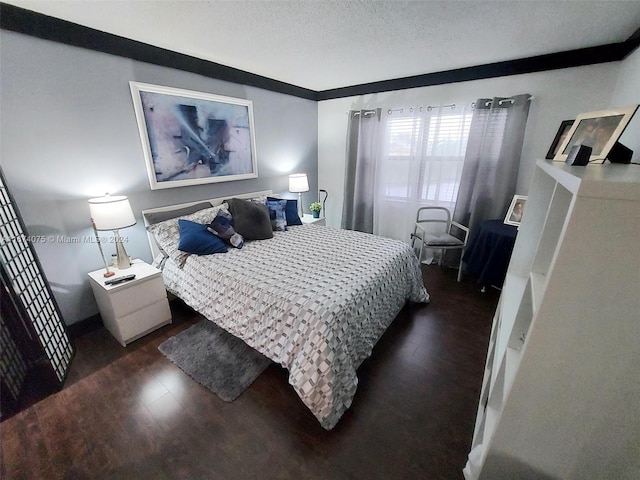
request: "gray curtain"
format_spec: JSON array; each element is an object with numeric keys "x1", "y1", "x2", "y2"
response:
[
  {"x1": 341, "y1": 108, "x2": 382, "y2": 233},
  {"x1": 453, "y1": 94, "x2": 532, "y2": 239}
]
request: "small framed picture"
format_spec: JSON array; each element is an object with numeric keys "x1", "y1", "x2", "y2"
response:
[
  {"x1": 504, "y1": 195, "x2": 527, "y2": 227},
  {"x1": 545, "y1": 120, "x2": 574, "y2": 159},
  {"x1": 553, "y1": 105, "x2": 638, "y2": 164}
]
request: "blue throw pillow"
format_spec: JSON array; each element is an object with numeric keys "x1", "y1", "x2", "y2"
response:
[
  {"x1": 178, "y1": 219, "x2": 228, "y2": 255},
  {"x1": 266, "y1": 199, "x2": 288, "y2": 231},
  {"x1": 268, "y1": 197, "x2": 302, "y2": 226}
]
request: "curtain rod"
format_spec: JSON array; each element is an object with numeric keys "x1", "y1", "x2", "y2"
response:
[
  {"x1": 386, "y1": 103, "x2": 457, "y2": 115},
  {"x1": 351, "y1": 95, "x2": 534, "y2": 115}
]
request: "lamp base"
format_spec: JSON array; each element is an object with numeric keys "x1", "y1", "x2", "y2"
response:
[
  {"x1": 114, "y1": 230, "x2": 131, "y2": 270},
  {"x1": 298, "y1": 192, "x2": 304, "y2": 219},
  {"x1": 103, "y1": 270, "x2": 115, "y2": 278}
]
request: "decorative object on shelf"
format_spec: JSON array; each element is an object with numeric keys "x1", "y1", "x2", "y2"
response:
[
  {"x1": 88, "y1": 194, "x2": 136, "y2": 270},
  {"x1": 310, "y1": 202, "x2": 322, "y2": 218},
  {"x1": 504, "y1": 195, "x2": 527, "y2": 227},
  {"x1": 289, "y1": 173, "x2": 309, "y2": 219},
  {"x1": 607, "y1": 141, "x2": 633, "y2": 164},
  {"x1": 130, "y1": 82, "x2": 258, "y2": 190},
  {"x1": 553, "y1": 104, "x2": 638, "y2": 164},
  {"x1": 545, "y1": 119, "x2": 574, "y2": 159},
  {"x1": 565, "y1": 144, "x2": 592, "y2": 166}
]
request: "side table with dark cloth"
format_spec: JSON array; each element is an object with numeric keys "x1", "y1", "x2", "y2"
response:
[{"x1": 462, "y1": 219, "x2": 518, "y2": 289}]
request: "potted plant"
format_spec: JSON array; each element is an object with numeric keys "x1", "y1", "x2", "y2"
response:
[{"x1": 309, "y1": 202, "x2": 322, "y2": 218}]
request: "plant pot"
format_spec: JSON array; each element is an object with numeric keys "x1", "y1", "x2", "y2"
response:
[{"x1": 312, "y1": 211, "x2": 320, "y2": 218}]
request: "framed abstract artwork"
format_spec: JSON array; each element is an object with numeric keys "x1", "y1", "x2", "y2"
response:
[
  {"x1": 553, "y1": 105, "x2": 638, "y2": 164},
  {"x1": 130, "y1": 82, "x2": 258, "y2": 189}
]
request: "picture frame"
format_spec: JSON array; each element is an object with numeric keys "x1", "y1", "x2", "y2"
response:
[
  {"x1": 553, "y1": 105, "x2": 638, "y2": 164},
  {"x1": 545, "y1": 120, "x2": 574, "y2": 159},
  {"x1": 504, "y1": 195, "x2": 527, "y2": 227},
  {"x1": 130, "y1": 81, "x2": 258, "y2": 190}
]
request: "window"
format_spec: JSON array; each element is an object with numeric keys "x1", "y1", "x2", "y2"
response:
[{"x1": 382, "y1": 108, "x2": 473, "y2": 210}]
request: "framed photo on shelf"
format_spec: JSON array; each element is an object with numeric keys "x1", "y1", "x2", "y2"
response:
[
  {"x1": 553, "y1": 105, "x2": 638, "y2": 164},
  {"x1": 545, "y1": 120, "x2": 574, "y2": 159},
  {"x1": 504, "y1": 195, "x2": 527, "y2": 227},
  {"x1": 130, "y1": 82, "x2": 258, "y2": 190}
]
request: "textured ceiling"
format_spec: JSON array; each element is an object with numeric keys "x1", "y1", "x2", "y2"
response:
[{"x1": 5, "y1": 0, "x2": 640, "y2": 91}]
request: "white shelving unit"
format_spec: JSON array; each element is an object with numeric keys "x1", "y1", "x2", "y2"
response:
[{"x1": 464, "y1": 159, "x2": 640, "y2": 480}]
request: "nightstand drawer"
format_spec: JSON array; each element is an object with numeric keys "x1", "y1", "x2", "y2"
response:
[
  {"x1": 108, "y1": 275, "x2": 166, "y2": 318},
  {"x1": 116, "y1": 299, "x2": 172, "y2": 344}
]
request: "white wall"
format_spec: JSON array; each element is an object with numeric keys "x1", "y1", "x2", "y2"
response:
[
  {"x1": 318, "y1": 63, "x2": 622, "y2": 228},
  {"x1": 1, "y1": 30, "x2": 318, "y2": 324}
]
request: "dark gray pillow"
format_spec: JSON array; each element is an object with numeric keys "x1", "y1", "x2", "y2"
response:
[
  {"x1": 144, "y1": 202, "x2": 211, "y2": 225},
  {"x1": 227, "y1": 198, "x2": 273, "y2": 240}
]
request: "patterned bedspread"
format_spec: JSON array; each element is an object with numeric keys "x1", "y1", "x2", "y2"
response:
[{"x1": 161, "y1": 224, "x2": 429, "y2": 429}]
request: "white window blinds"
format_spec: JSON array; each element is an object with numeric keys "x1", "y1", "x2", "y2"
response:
[{"x1": 374, "y1": 105, "x2": 472, "y2": 243}]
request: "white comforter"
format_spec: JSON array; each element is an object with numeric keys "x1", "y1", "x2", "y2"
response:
[{"x1": 161, "y1": 224, "x2": 429, "y2": 429}]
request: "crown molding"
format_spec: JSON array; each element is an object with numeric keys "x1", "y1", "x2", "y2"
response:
[
  {"x1": 0, "y1": 3, "x2": 317, "y2": 101},
  {"x1": 316, "y1": 41, "x2": 635, "y2": 100},
  {"x1": 2, "y1": 3, "x2": 638, "y2": 102}
]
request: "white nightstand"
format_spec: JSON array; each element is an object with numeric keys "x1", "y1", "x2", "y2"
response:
[
  {"x1": 301, "y1": 214, "x2": 326, "y2": 226},
  {"x1": 87, "y1": 259, "x2": 172, "y2": 347}
]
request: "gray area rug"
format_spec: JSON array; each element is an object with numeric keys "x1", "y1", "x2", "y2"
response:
[{"x1": 158, "y1": 319, "x2": 271, "y2": 401}]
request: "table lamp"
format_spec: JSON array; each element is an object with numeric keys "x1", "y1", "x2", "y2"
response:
[
  {"x1": 89, "y1": 194, "x2": 136, "y2": 270},
  {"x1": 288, "y1": 173, "x2": 309, "y2": 219}
]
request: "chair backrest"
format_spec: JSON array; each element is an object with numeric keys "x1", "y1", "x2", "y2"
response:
[{"x1": 415, "y1": 206, "x2": 452, "y2": 229}]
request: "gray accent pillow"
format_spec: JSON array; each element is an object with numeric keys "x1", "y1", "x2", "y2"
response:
[
  {"x1": 144, "y1": 202, "x2": 212, "y2": 225},
  {"x1": 227, "y1": 198, "x2": 273, "y2": 240}
]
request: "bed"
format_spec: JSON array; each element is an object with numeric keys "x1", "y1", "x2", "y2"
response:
[{"x1": 143, "y1": 191, "x2": 429, "y2": 430}]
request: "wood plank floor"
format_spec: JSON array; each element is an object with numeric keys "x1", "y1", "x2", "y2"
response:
[{"x1": 1, "y1": 265, "x2": 498, "y2": 480}]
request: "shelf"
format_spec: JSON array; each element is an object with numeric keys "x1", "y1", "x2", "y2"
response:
[
  {"x1": 507, "y1": 279, "x2": 532, "y2": 351},
  {"x1": 537, "y1": 159, "x2": 640, "y2": 201},
  {"x1": 531, "y1": 181, "x2": 572, "y2": 277},
  {"x1": 530, "y1": 272, "x2": 545, "y2": 313},
  {"x1": 488, "y1": 353, "x2": 506, "y2": 411},
  {"x1": 495, "y1": 273, "x2": 527, "y2": 360},
  {"x1": 504, "y1": 346, "x2": 522, "y2": 398},
  {"x1": 506, "y1": 166, "x2": 557, "y2": 277}
]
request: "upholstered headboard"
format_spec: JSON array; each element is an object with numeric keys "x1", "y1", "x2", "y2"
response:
[{"x1": 141, "y1": 189, "x2": 273, "y2": 259}]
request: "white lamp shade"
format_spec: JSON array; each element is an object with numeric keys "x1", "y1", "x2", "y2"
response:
[
  {"x1": 288, "y1": 173, "x2": 309, "y2": 193},
  {"x1": 89, "y1": 194, "x2": 136, "y2": 231}
]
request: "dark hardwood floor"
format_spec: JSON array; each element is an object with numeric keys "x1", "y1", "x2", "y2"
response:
[{"x1": 1, "y1": 266, "x2": 498, "y2": 480}]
